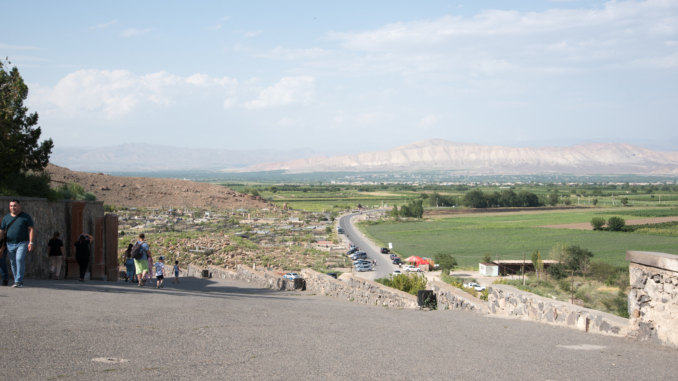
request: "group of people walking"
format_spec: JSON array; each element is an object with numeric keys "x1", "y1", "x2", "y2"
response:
[
  {"x1": 123, "y1": 233, "x2": 181, "y2": 288},
  {"x1": 1, "y1": 200, "x2": 181, "y2": 287}
]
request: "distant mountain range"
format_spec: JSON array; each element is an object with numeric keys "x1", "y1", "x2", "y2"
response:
[
  {"x1": 50, "y1": 143, "x2": 318, "y2": 172},
  {"x1": 231, "y1": 139, "x2": 678, "y2": 175}
]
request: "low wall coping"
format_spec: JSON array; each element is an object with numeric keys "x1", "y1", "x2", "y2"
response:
[
  {"x1": 339, "y1": 273, "x2": 418, "y2": 302},
  {"x1": 626, "y1": 250, "x2": 678, "y2": 272},
  {"x1": 489, "y1": 284, "x2": 629, "y2": 327},
  {"x1": 429, "y1": 281, "x2": 489, "y2": 312},
  {"x1": 301, "y1": 269, "x2": 346, "y2": 286}
]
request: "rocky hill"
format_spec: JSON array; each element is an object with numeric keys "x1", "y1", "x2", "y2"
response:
[
  {"x1": 233, "y1": 139, "x2": 678, "y2": 175},
  {"x1": 47, "y1": 164, "x2": 273, "y2": 209}
]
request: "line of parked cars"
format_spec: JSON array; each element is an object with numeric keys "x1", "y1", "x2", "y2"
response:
[{"x1": 346, "y1": 243, "x2": 373, "y2": 271}]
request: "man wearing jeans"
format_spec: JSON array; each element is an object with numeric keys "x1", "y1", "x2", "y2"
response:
[{"x1": 0, "y1": 200, "x2": 35, "y2": 288}]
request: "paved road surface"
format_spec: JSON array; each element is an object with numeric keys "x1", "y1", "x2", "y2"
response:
[
  {"x1": 339, "y1": 212, "x2": 398, "y2": 280},
  {"x1": 3, "y1": 277, "x2": 678, "y2": 380}
]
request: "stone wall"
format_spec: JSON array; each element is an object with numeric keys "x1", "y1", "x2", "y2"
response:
[
  {"x1": 0, "y1": 196, "x2": 105, "y2": 279},
  {"x1": 301, "y1": 269, "x2": 418, "y2": 308},
  {"x1": 488, "y1": 284, "x2": 628, "y2": 337},
  {"x1": 184, "y1": 264, "x2": 299, "y2": 291},
  {"x1": 627, "y1": 251, "x2": 678, "y2": 346},
  {"x1": 428, "y1": 281, "x2": 489, "y2": 314}
]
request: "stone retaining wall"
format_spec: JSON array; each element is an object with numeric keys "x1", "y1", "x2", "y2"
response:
[
  {"x1": 627, "y1": 251, "x2": 678, "y2": 346},
  {"x1": 428, "y1": 281, "x2": 489, "y2": 314},
  {"x1": 488, "y1": 284, "x2": 628, "y2": 337},
  {"x1": 184, "y1": 264, "x2": 299, "y2": 291},
  {"x1": 0, "y1": 196, "x2": 104, "y2": 279},
  {"x1": 301, "y1": 269, "x2": 418, "y2": 308}
]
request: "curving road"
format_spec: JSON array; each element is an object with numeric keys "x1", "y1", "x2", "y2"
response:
[{"x1": 338, "y1": 212, "x2": 399, "y2": 280}]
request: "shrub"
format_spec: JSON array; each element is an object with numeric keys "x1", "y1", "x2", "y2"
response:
[
  {"x1": 591, "y1": 217, "x2": 606, "y2": 231},
  {"x1": 374, "y1": 274, "x2": 427, "y2": 295},
  {"x1": 607, "y1": 217, "x2": 626, "y2": 231},
  {"x1": 548, "y1": 263, "x2": 568, "y2": 280},
  {"x1": 434, "y1": 253, "x2": 458, "y2": 271},
  {"x1": 589, "y1": 261, "x2": 615, "y2": 283},
  {"x1": 481, "y1": 252, "x2": 492, "y2": 263},
  {"x1": 592, "y1": 198, "x2": 598, "y2": 206},
  {"x1": 558, "y1": 279, "x2": 572, "y2": 293}
]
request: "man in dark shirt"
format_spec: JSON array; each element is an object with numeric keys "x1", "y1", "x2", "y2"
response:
[
  {"x1": 0, "y1": 200, "x2": 35, "y2": 288},
  {"x1": 74, "y1": 234, "x2": 94, "y2": 282}
]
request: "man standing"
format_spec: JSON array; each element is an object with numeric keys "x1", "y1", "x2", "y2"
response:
[
  {"x1": 134, "y1": 233, "x2": 151, "y2": 287},
  {"x1": 0, "y1": 200, "x2": 35, "y2": 288}
]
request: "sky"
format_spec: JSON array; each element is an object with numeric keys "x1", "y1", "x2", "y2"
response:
[{"x1": 3, "y1": 0, "x2": 678, "y2": 154}]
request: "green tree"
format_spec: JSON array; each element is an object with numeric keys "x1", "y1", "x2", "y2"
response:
[
  {"x1": 547, "y1": 192, "x2": 559, "y2": 206},
  {"x1": 592, "y1": 198, "x2": 599, "y2": 206},
  {"x1": 565, "y1": 245, "x2": 594, "y2": 276},
  {"x1": 463, "y1": 189, "x2": 488, "y2": 208},
  {"x1": 269, "y1": 186, "x2": 278, "y2": 193},
  {"x1": 434, "y1": 253, "x2": 458, "y2": 271},
  {"x1": 481, "y1": 252, "x2": 492, "y2": 263},
  {"x1": 325, "y1": 226, "x2": 332, "y2": 234},
  {"x1": 250, "y1": 189, "x2": 260, "y2": 197},
  {"x1": 620, "y1": 197, "x2": 629, "y2": 206},
  {"x1": 607, "y1": 216, "x2": 626, "y2": 231},
  {"x1": 590, "y1": 217, "x2": 606, "y2": 231},
  {"x1": 531, "y1": 250, "x2": 544, "y2": 279}
]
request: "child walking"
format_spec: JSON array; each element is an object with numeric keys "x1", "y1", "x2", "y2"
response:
[
  {"x1": 155, "y1": 256, "x2": 165, "y2": 289},
  {"x1": 172, "y1": 261, "x2": 181, "y2": 284}
]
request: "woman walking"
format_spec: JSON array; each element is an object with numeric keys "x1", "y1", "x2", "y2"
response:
[
  {"x1": 73, "y1": 234, "x2": 93, "y2": 282},
  {"x1": 47, "y1": 232, "x2": 64, "y2": 280},
  {"x1": 124, "y1": 244, "x2": 135, "y2": 283}
]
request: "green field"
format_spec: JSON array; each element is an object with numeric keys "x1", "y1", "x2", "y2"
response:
[{"x1": 361, "y1": 209, "x2": 678, "y2": 267}]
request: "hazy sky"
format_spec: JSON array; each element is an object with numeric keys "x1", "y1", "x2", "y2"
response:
[{"x1": 4, "y1": 0, "x2": 678, "y2": 153}]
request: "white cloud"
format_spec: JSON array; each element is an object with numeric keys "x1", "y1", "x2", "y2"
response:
[
  {"x1": 244, "y1": 76, "x2": 316, "y2": 109},
  {"x1": 255, "y1": 46, "x2": 333, "y2": 60},
  {"x1": 121, "y1": 28, "x2": 154, "y2": 37},
  {"x1": 30, "y1": 69, "x2": 238, "y2": 118},
  {"x1": 92, "y1": 20, "x2": 117, "y2": 29},
  {"x1": 0, "y1": 42, "x2": 37, "y2": 50},
  {"x1": 417, "y1": 114, "x2": 439, "y2": 127},
  {"x1": 234, "y1": 29, "x2": 263, "y2": 37},
  {"x1": 204, "y1": 23, "x2": 222, "y2": 30}
]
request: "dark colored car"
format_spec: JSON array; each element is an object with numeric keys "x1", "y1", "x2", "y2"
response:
[
  {"x1": 347, "y1": 248, "x2": 358, "y2": 255},
  {"x1": 392, "y1": 258, "x2": 402, "y2": 265},
  {"x1": 380, "y1": 248, "x2": 390, "y2": 254},
  {"x1": 326, "y1": 272, "x2": 338, "y2": 279},
  {"x1": 389, "y1": 254, "x2": 397, "y2": 260}
]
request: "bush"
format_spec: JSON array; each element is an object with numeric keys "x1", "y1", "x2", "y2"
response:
[
  {"x1": 0, "y1": 171, "x2": 59, "y2": 200},
  {"x1": 558, "y1": 279, "x2": 572, "y2": 293},
  {"x1": 434, "y1": 253, "x2": 458, "y2": 271},
  {"x1": 589, "y1": 261, "x2": 615, "y2": 283},
  {"x1": 548, "y1": 263, "x2": 568, "y2": 280},
  {"x1": 607, "y1": 217, "x2": 626, "y2": 231},
  {"x1": 481, "y1": 252, "x2": 492, "y2": 264},
  {"x1": 375, "y1": 274, "x2": 427, "y2": 295},
  {"x1": 592, "y1": 198, "x2": 598, "y2": 206},
  {"x1": 591, "y1": 217, "x2": 606, "y2": 231}
]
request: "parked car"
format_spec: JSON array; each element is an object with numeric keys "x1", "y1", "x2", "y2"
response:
[
  {"x1": 356, "y1": 264, "x2": 373, "y2": 272},
  {"x1": 353, "y1": 260, "x2": 371, "y2": 266},
  {"x1": 380, "y1": 247, "x2": 390, "y2": 254},
  {"x1": 347, "y1": 248, "x2": 358, "y2": 255},
  {"x1": 391, "y1": 270, "x2": 402, "y2": 276},
  {"x1": 350, "y1": 252, "x2": 367, "y2": 260},
  {"x1": 389, "y1": 254, "x2": 397, "y2": 260},
  {"x1": 326, "y1": 272, "x2": 338, "y2": 279},
  {"x1": 392, "y1": 258, "x2": 402, "y2": 265},
  {"x1": 404, "y1": 266, "x2": 422, "y2": 273},
  {"x1": 283, "y1": 272, "x2": 300, "y2": 280},
  {"x1": 463, "y1": 282, "x2": 486, "y2": 291},
  {"x1": 349, "y1": 243, "x2": 356, "y2": 249},
  {"x1": 337, "y1": 228, "x2": 344, "y2": 234}
]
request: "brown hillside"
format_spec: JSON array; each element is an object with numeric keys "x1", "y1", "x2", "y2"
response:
[{"x1": 46, "y1": 164, "x2": 273, "y2": 210}]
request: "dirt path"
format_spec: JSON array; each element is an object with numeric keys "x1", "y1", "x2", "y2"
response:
[{"x1": 541, "y1": 216, "x2": 678, "y2": 230}]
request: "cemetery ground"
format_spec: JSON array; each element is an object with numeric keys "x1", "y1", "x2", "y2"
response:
[{"x1": 4, "y1": 276, "x2": 678, "y2": 380}]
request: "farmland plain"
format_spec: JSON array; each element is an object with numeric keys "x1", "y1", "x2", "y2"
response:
[{"x1": 362, "y1": 208, "x2": 678, "y2": 267}]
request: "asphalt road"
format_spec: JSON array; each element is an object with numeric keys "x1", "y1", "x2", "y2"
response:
[
  {"x1": 338, "y1": 212, "x2": 399, "y2": 280},
  {"x1": 3, "y1": 277, "x2": 678, "y2": 380}
]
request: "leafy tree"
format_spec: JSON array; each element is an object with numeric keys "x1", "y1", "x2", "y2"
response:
[
  {"x1": 531, "y1": 250, "x2": 544, "y2": 279},
  {"x1": 607, "y1": 216, "x2": 626, "y2": 231},
  {"x1": 547, "y1": 192, "x2": 559, "y2": 206},
  {"x1": 565, "y1": 245, "x2": 594, "y2": 276},
  {"x1": 0, "y1": 60, "x2": 53, "y2": 177},
  {"x1": 592, "y1": 198, "x2": 599, "y2": 206},
  {"x1": 398, "y1": 200, "x2": 424, "y2": 218},
  {"x1": 549, "y1": 243, "x2": 570, "y2": 264},
  {"x1": 620, "y1": 197, "x2": 629, "y2": 206},
  {"x1": 250, "y1": 189, "x2": 260, "y2": 197},
  {"x1": 269, "y1": 186, "x2": 278, "y2": 193},
  {"x1": 325, "y1": 226, "x2": 332, "y2": 234},
  {"x1": 481, "y1": 252, "x2": 493, "y2": 263},
  {"x1": 590, "y1": 217, "x2": 606, "y2": 231},
  {"x1": 563, "y1": 198, "x2": 572, "y2": 206},
  {"x1": 434, "y1": 253, "x2": 458, "y2": 271},
  {"x1": 548, "y1": 263, "x2": 568, "y2": 280},
  {"x1": 463, "y1": 189, "x2": 488, "y2": 208},
  {"x1": 516, "y1": 190, "x2": 541, "y2": 207}
]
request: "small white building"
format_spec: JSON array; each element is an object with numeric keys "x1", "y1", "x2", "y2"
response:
[{"x1": 479, "y1": 263, "x2": 499, "y2": 277}]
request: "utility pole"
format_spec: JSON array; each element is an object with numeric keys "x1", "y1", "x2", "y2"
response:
[
  {"x1": 571, "y1": 270, "x2": 575, "y2": 304},
  {"x1": 522, "y1": 252, "x2": 525, "y2": 286}
]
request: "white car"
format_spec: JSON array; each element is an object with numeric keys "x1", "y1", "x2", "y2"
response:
[
  {"x1": 463, "y1": 282, "x2": 486, "y2": 292},
  {"x1": 403, "y1": 266, "x2": 422, "y2": 273},
  {"x1": 283, "y1": 272, "x2": 300, "y2": 280},
  {"x1": 356, "y1": 264, "x2": 373, "y2": 272},
  {"x1": 391, "y1": 270, "x2": 403, "y2": 276}
]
